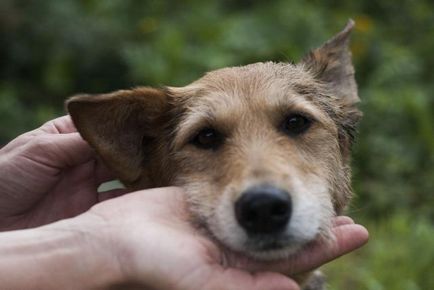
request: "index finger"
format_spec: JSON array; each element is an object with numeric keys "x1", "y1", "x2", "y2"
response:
[
  {"x1": 39, "y1": 115, "x2": 78, "y2": 134},
  {"x1": 1, "y1": 116, "x2": 79, "y2": 154}
]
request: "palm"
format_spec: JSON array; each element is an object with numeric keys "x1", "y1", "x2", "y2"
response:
[{"x1": 91, "y1": 188, "x2": 301, "y2": 290}]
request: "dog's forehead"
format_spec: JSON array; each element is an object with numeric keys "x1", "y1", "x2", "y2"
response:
[
  {"x1": 173, "y1": 62, "x2": 321, "y2": 112},
  {"x1": 197, "y1": 61, "x2": 316, "y2": 100}
]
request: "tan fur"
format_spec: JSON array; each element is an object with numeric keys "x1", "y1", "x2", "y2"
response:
[{"x1": 67, "y1": 20, "x2": 361, "y2": 289}]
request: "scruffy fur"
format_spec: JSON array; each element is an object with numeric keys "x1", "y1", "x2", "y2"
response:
[{"x1": 67, "y1": 20, "x2": 361, "y2": 289}]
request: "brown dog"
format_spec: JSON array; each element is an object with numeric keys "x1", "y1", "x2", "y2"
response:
[{"x1": 67, "y1": 20, "x2": 361, "y2": 289}]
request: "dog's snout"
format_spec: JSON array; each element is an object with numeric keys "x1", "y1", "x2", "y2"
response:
[{"x1": 235, "y1": 185, "x2": 292, "y2": 235}]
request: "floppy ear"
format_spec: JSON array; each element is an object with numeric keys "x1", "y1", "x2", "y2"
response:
[
  {"x1": 301, "y1": 19, "x2": 359, "y2": 105},
  {"x1": 66, "y1": 87, "x2": 171, "y2": 187}
]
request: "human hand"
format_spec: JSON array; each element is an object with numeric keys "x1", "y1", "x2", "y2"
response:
[
  {"x1": 0, "y1": 117, "x2": 368, "y2": 289},
  {"x1": 71, "y1": 187, "x2": 369, "y2": 290},
  {"x1": 0, "y1": 116, "x2": 126, "y2": 230},
  {"x1": 0, "y1": 186, "x2": 368, "y2": 290}
]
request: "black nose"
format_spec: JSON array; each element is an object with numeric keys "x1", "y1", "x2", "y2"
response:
[{"x1": 235, "y1": 185, "x2": 292, "y2": 235}]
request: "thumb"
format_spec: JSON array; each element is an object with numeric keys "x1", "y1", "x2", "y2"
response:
[
  {"x1": 205, "y1": 267, "x2": 300, "y2": 290},
  {"x1": 231, "y1": 223, "x2": 368, "y2": 276},
  {"x1": 285, "y1": 224, "x2": 369, "y2": 275}
]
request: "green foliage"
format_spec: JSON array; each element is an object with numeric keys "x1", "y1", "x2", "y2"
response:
[
  {"x1": 1, "y1": 0, "x2": 433, "y2": 287},
  {"x1": 326, "y1": 213, "x2": 434, "y2": 290}
]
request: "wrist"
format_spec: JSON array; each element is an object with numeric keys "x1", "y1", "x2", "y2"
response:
[
  {"x1": 0, "y1": 214, "x2": 124, "y2": 289},
  {"x1": 53, "y1": 213, "x2": 126, "y2": 289}
]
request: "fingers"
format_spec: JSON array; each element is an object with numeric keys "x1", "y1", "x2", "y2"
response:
[
  {"x1": 3, "y1": 116, "x2": 94, "y2": 168},
  {"x1": 289, "y1": 224, "x2": 368, "y2": 275},
  {"x1": 39, "y1": 115, "x2": 78, "y2": 134},
  {"x1": 28, "y1": 116, "x2": 94, "y2": 167},
  {"x1": 40, "y1": 133, "x2": 95, "y2": 167},
  {"x1": 232, "y1": 222, "x2": 368, "y2": 277},
  {"x1": 208, "y1": 268, "x2": 300, "y2": 290},
  {"x1": 250, "y1": 272, "x2": 300, "y2": 290},
  {"x1": 251, "y1": 272, "x2": 300, "y2": 290},
  {"x1": 41, "y1": 116, "x2": 120, "y2": 181},
  {"x1": 284, "y1": 223, "x2": 369, "y2": 275},
  {"x1": 0, "y1": 116, "x2": 80, "y2": 154},
  {"x1": 332, "y1": 216, "x2": 354, "y2": 226}
]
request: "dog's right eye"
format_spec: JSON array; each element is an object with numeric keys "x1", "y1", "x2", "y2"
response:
[
  {"x1": 282, "y1": 114, "x2": 312, "y2": 136},
  {"x1": 191, "y1": 128, "x2": 223, "y2": 150}
]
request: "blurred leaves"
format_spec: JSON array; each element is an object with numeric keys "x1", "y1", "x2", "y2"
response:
[{"x1": 326, "y1": 213, "x2": 434, "y2": 290}]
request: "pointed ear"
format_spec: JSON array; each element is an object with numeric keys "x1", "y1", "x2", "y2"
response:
[
  {"x1": 301, "y1": 20, "x2": 359, "y2": 105},
  {"x1": 66, "y1": 87, "x2": 170, "y2": 187}
]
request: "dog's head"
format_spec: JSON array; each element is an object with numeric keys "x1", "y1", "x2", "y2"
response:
[{"x1": 67, "y1": 21, "x2": 361, "y2": 259}]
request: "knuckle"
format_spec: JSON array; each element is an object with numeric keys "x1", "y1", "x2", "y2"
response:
[
  {"x1": 39, "y1": 122, "x2": 55, "y2": 134},
  {"x1": 27, "y1": 135, "x2": 55, "y2": 152}
]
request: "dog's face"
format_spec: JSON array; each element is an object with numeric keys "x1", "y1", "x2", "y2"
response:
[{"x1": 68, "y1": 21, "x2": 361, "y2": 259}]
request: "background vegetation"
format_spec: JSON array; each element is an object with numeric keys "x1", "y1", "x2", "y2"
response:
[{"x1": 1, "y1": 0, "x2": 433, "y2": 288}]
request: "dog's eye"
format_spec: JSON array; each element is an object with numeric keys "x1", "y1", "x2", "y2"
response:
[
  {"x1": 282, "y1": 114, "x2": 311, "y2": 135},
  {"x1": 191, "y1": 128, "x2": 223, "y2": 150}
]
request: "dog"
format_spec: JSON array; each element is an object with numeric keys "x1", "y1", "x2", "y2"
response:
[{"x1": 67, "y1": 20, "x2": 361, "y2": 289}]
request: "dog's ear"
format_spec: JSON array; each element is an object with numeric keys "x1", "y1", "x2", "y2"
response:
[
  {"x1": 301, "y1": 20, "x2": 359, "y2": 105},
  {"x1": 66, "y1": 87, "x2": 170, "y2": 187}
]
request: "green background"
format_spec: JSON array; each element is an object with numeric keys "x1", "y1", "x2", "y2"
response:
[{"x1": 1, "y1": 1, "x2": 433, "y2": 288}]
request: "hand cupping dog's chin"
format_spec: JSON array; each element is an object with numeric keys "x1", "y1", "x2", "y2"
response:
[
  {"x1": 212, "y1": 229, "x2": 318, "y2": 264},
  {"x1": 218, "y1": 239, "x2": 309, "y2": 270}
]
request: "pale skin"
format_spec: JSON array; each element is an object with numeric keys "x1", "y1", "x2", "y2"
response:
[{"x1": 0, "y1": 116, "x2": 369, "y2": 290}]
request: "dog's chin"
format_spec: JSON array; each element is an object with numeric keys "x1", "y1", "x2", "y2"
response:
[
  {"x1": 241, "y1": 235, "x2": 311, "y2": 260},
  {"x1": 244, "y1": 245, "x2": 303, "y2": 261},
  {"x1": 213, "y1": 231, "x2": 316, "y2": 261},
  {"x1": 205, "y1": 218, "x2": 321, "y2": 261}
]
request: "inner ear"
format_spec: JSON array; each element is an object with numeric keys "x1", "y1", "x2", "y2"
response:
[
  {"x1": 301, "y1": 19, "x2": 359, "y2": 105},
  {"x1": 66, "y1": 87, "x2": 170, "y2": 187}
]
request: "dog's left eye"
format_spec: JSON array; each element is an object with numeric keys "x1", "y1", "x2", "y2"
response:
[
  {"x1": 191, "y1": 128, "x2": 223, "y2": 150},
  {"x1": 282, "y1": 114, "x2": 311, "y2": 136}
]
